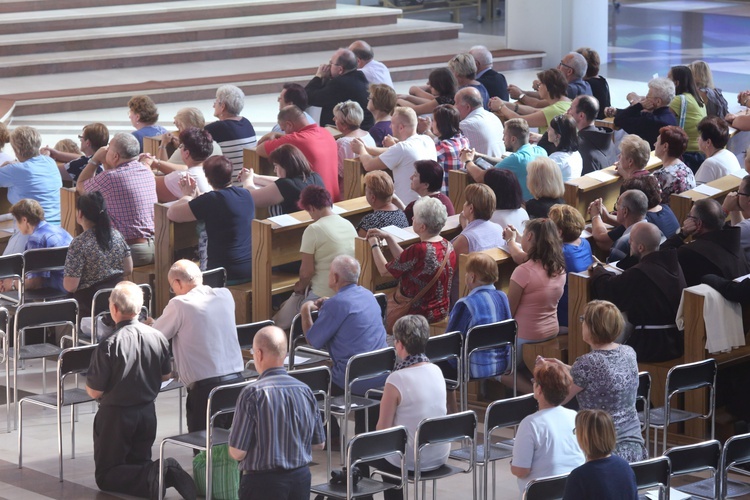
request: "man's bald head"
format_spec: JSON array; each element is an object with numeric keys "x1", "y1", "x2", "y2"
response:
[
  {"x1": 455, "y1": 87, "x2": 482, "y2": 109},
  {"x1": 333, "y1": 49, "x2": 358, "y2": 73},
  {"x1": 349, "y1": 40, "x2": 374, "y2": 66},
  {"x1": 630, "y1": 222, "x2": 662, "y2": 256},
  {"x1": 168, "y1": 259, "x2": 203, "y2": 290},
  {"x1": 253, "y1": 326, "x2": 288, "y2": 371}
]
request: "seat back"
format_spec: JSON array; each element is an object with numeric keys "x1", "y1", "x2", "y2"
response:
[
  {"x1": 91, "y1": 288, "x2": 114, "y2": 318},
  {"x1": 426, "y1": 331, "x2": 462, "y2": 365},
  {"x1": 15, "y1": 298, "x2": 79, "y2": 333},
  {"x1": 665, "y1": 439, "x2": 721, "y2": 476},
  {"x1": 23, "y1": 246, "x2": 68, "y2": 275},
  {"x1": 666, "y1": 358, "x2": 717, "y2": 397},
  {"x1": 139, "y1": 283, "x2": 152, "y2": 315},
  {"x1": 636, "y1": 371, "x2": 651, "y2": 442},
  {"x1": 289, "y1": 365, "x2": 331, "y2": 396},
  {"x1": 522, "y1": 472, "x2": 569, "y2": 500},
  {"x1": 345, "y1": 347, "x2": 396, "y2": 389},
  {"x1": 0, "y1": 253, "x2": 23, "y2": 280},
  {"x1": 464, "y1": 319, "x2": 517, "y2": 379},
  {"x1": 59, "y1": 344, "x2": 98, "y2": 381},
  {"x1": 349, "y1": 425, "x2": 408, "y2": 467},
  {"x1": 416, "y1": 410, "x2": 477, "y2": 452},
  {"x1": 289, "y1": 310, "x2": 319, "y2": 363},
  {"x1": 237, "y1": 320, "x2": 274, "y2": 350},
  {"x1": 631, "y1": 456, "x2": 670, "y2": 495},
  {"x1": 206, "y1": 380, "x2": 252, "y2": 429},
  {"x1": 486, "y1": 394, "x2": 538, "y2": 434},
  {"x1": 202, "y1": 267, "x2": 227, "y2": 288},
  {"x1": 374, "y1": 292, "x2": 387, "y2": 322}
]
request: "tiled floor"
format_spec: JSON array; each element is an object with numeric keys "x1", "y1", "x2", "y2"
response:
[{"x1": 2, "y1": 1, "x2": 750, "y2": 498}]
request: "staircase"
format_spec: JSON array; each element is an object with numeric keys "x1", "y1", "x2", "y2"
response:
[{"x1": 0, "y1": 0, "x2": 544, "y2": 121}]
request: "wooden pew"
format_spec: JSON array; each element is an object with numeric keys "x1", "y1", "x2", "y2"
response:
[
  {"x1": 342, "y1": 158, "x2": 367, "y2": 201},
  {"x1": 242, "y1": 147, "x2": 273, "y2": 176},
  {"x1": 448, "y1": 169, "x2": 473, "y2": 213},
  {"x1": 251, "y1": 197, "x2": 372, "y2": 322},
  {"x1": 0, "y1": 187, "x2": 11, "y2": 215},
  {"x1": 566, "y1": 270, "x2": 750, "y2": 444},
  {"x1": 153, "y1": 203, "x2": 198, "y2": 315},
  {"x1": 670, "y1": 174, "x2": 743, "y2": 227},
  {"x1": 564, "y1": 153, "x2": 663, "y2": 219},
  {"x1": 60, "y1": 187, "x2": 83, "y2": 237}
]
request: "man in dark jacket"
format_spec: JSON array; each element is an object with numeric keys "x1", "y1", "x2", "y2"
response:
[
  {"x1": 305, "y1": 48, "x2": 373, "y2": 130},
  {"x1": 591, "y1": 222, "x2": 686, "y2": 362},
  {"x1": 569, "y1": 95, "x2": 617, "y2": 174},
  {"x1": 660, "y1": 198, "x2": 750, "y2": 286},
  {"x1": 470, "y1": 45, "x2": 509, "y2": 101},
  {"x1": 614, "y1": 77, "x2": 677, "y2": 149}
]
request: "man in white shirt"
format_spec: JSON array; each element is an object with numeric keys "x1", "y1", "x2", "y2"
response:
[
  {"x1": 351, "y1": 107, "x2": 437, "y2": 206},
  {"x1": 455, "y1": 87, "x2": 505, "y2": 157},
  {"x1": 695, "y1": 115, "x2": 743, "y2": 183},
  {"x1": 349, "y1": 40, "x2": 394, "y2": 88},
  {"x1": 152, "y1": 259, "x2": 244, "y2": 434}
]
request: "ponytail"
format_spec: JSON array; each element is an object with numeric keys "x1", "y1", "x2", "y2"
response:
[{"x1": 77, "y1": 191, "x2": 113, "y2": 251}]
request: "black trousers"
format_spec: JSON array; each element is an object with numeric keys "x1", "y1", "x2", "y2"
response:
[
  {"x1": 93, "y1": 402, "x2": 158, "y2": 498},
  {"x1": 186, "y1": 373, "x2": 244, "y2": 433},
  {"x1": 239, "y1": 466, "x2": 311, "y2": 500}
]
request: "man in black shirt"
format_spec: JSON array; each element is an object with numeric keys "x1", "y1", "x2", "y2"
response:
[{"x1": 86, "y1": 281, "x2": 196, "y2": 499}]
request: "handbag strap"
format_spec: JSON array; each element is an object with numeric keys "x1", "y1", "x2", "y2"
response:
[
  {"x1": 678, "y1": 94, "x2": 687, "y2": 129},
  {"x1": 402, "y1": 242, "x2": 452, "y2": 309}
]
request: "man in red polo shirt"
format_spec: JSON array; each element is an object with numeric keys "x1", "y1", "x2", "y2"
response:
[{"x1": 256, "y1": 105, "x2": 339, "y2": 201}]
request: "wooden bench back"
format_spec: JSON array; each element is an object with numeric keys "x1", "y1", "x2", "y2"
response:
[
  {"x1": 154, "y1": 203, "x2": 198, "y2": 314},
  {"x1": 60, "y1": 187, "x2": 83, "y2": 237},
  {"x1": 242, "y1": 147, "x2": 274, "y2": 176},
  {"x1": 564, "y1": 153, "x2": 663, "y2": 219},
  {"x1": 670, "y1": 174, "x2": 743, "y2": 227}
]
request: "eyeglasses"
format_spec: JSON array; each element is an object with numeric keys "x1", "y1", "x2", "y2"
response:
[
  {"x1": 579, "y1": 315, "x2": 585, "y2": 323},
  {"x1": 178, "y1": 144, "x2": 185, "y2": 150},
  {"x1": 572, "y1": 427, "x2": 577, "y2": 435},
  {"x1": 531, "y1": 378, "x2": 537, "y2": 386},
  {"x1": 738, "y1": 192, "x2": 750, "y2": 197},
  {"x1": 686, "y1": 215, "x2": 699, "y2": 221},
  {"x1": 78, "y1": 135, "x2": 86, "y2": 141},
  {"x1": 169, "y1": 278, "x2": 180, "y2": 293},
  {"x1": 559, "y1": 60, "x2": 574, "y2": 70}
]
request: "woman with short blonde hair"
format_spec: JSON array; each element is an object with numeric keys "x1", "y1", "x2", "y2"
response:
[
  {"x1": 563, "y1": 410, "x2": 638, "y2": 499},
  {"x1": 526, "y1": 157, "x2": 565, "y2": 218},
  {"x1": 334, "y1": 100, "x2": 375, "y2": 195},
  {"x1": 356, "y1": 170, "x2": 408, "y2": 237}
]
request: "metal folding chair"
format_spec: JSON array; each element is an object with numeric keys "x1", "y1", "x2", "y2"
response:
[
  {"x1": 461, "y1": 319, "x2": 517, "y2": 411},
  {"x1": 630, "y1": 456, "x2": 671, "y2": 499},
  {"x1": 522, "y1": 472, "x2": 569, "y2": 500},
  {"x1": 426, "y1": 331, "x2": 462, "y2": 392},
  {"x1": 665, "y1": 439, "x2": 721, "y2": 499},
  {"x1": 720, "y1": 432, "x2": 750, "y2": 499},
  {"x1": 22, "y1": 246, "x2": 69, "y2": 302},
  {"x1": 288, "y1": 309, "x2": 330, "y2": 370},
  {"x1": 237, "y1": 320, "x2": 273, "y2": 379},
  {"x1": 18, "y1": 344, "x2": 97, "y2": 480},
  {"x1": 289, "y1": 365, "x2": 332, "y2": 476},
  {"x1": 202, "y1": 267, "x2": 227, "y2": 288}
]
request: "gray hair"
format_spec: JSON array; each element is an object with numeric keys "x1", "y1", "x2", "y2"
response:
[
  {"x1": 175, "y1": 107, "x2": 206, "y2": 129},
  {"x1": 331, "y1": 254, "x2": 361, "y2": 284},
  {"x1": 215, "y1": 85, "x2": 245, "y2": 116},
  {"x1": 110, "y1": 281, "x2": 143, "y2": 316},
  {"x1": 333, "y1": 100, "x2": 365, "y2": 129},
  {"x1": 648, "y1": 78, "x2": 676, "y2": 105},
  {"x1": 110, "y1": 132, "x2": 140, "y2": 159},
  {"x1": 619, "y1": 190, "x2": 648, "y2": 219},
  {"x1": 469, "y1": 45, "x2": 493, "y2": 67},
  {"x1": 168, "y1": 259, "x2": 203, "y2": 285},
  {"x1": 448, "y1": 53, "x2": 478, "y2": 79},
  {"x1": 393, "y1": 315, "x2": 430, "y2": 355},
  {"x1": 9, "y1": 126, "x2": 42, "y2": 159},
  {"x1": 566, "y1": 52, "x2": 588, "y2": 79},
  {"x1": 413, "y1": 196, "x2": 448, "y2": 235}
]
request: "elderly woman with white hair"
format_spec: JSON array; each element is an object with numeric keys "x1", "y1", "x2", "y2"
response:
[
  {"x1": 0, "y1": 125, "x2": 62, "y2": 253},
  {"x1": 206, "y1": 85, "x2": 257, "y2": 181},
  {"x1": 333, "y1": 100, "x2": 375, "y2": 192},
  {"x1": 449, "y1": 53, "x2": 490, "y2": 109},
  {"x1": 367, "y1": 196, "x2": 456, "y2": 333},
  {"x1": 611, "y1": 77, "x2": 677, "y2": 148}
]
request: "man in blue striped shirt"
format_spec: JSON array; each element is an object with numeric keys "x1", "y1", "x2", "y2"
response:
[{"x1": 229, "y1": 326, "x2": 325, "y2": 500}]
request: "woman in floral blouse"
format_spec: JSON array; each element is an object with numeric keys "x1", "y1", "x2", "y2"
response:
[{"x1": 653, "y1": 125, "x2": 696, "y2": 205}]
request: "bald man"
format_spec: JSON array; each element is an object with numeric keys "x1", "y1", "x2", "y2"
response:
[
  {"x1": 305, "y1": 48, "x2": 373, "y2": 130},
  {"x1": 152, "y1": 259, "x2": 244, "y2": 434},
  {"x1": 349, "y1": 40, "x2": 393, "y2": 88},
  {"x1": 454, "y1": 87, "x2": 505, "y2": 157},
  {"x1": 229, "y1": 326, "x2": 325, "y2": 500},
  {"x1": 590, "y1": 222, "x2": 687, "y2": 362}
]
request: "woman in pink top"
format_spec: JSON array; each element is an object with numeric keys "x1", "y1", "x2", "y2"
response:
[{"x1": 503, "y1": 218, "x2": 566, "y2": 393}]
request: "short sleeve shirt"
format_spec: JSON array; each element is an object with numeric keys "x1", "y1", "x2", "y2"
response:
[
  {"x1": 510, "y1": 259, "x2": 566, "y2": 340},
  {"x1": 205, "y1": 118, "x2": 257, "y2": 181},
  {"x1": 379, "y1": 134, "x2": 437, "y2": 206},
  {"x1": 356, "y1": 209, "x2": 409, "y2": 233},
  {"x1": 271, "y1": 173, "x2": 325, "y2": 217},
  {"x1": 0, "y1": 155, "x2": 62, "y2": 225},
  {"x1": 26, "y1": 220, "x2": 73, "y2": 291},
  {"x1": 64, "y1": 228, "x2": 131, "y2": 290},
  {"x1": 299, "y1": 214, "x2": 356, "y2": 297}
]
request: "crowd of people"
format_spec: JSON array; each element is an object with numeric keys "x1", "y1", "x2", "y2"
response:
[{"x1": 1, "y1": 36, "x2": 750, "y2": 500}]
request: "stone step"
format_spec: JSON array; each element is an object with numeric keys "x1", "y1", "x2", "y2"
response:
[
  {"x1": 4, "y1": 33, "x2": 544, "y2": 116},
  {"x1": 0, "y1": 18, "x2": 461, "y2": 78},
  {"x1": 0, "y1": 5, "x2": 401, "y2": 56},
  {"x1": 0, "y1": 0, "x2": 184, "y2": 14},
  {"x1": 0, "y1": 0, "x2": 336, "y2": 34}
]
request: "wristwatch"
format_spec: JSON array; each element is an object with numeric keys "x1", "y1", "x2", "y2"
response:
[{"x1": 518, "y1": 93, "x2": 526, "y2": 102}]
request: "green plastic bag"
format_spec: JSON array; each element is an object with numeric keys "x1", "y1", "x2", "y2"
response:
[{"x1": 193, "y1": 444, "x2": 240, "y2": 500}]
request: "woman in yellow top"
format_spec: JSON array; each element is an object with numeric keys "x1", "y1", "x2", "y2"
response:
[
  {"x1": 668, "y1": 65, "x2": 707, "y2": 173},
  {"x1": 489, "y1": 68, "x2": 571, "y2": 136}
]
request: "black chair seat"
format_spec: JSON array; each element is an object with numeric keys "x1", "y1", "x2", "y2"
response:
[
  {"x1": 164, "y1": 428, "x2": 231, "y2": 450},
  {"x1": 24, "y1": 288, "x2": 69, "y2": 302},
  {"x1": 331, "y1": 395, "x2": 382, "y2": 413},
  {"x1": 450, "y1": 441, "x2": 513, "y2": 463},
  {"x1": 289, "y1": 352, "x2": 330, "y2": 367},
  {"x1": 676, "y1": 476, "x2": 750, "y2": 499},
  {"x1": 22, "y1": 388, "x2": 92, "y2": 408},
  {"x1": 649, "y1": 406, "x2": 703, "y2": 426},
  {"x1": 10, "y1": 343, "x2": 62, "y2": 361},
  {"x1": 413, "y1": 463, "x2": 466, "y2": 481},
  {"x1": 311, "y1": 477, "x2": 401, "y2": 498}
]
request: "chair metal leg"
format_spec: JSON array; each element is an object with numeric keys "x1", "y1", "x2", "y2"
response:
[
  {"x1": 70, "y1": 405, "x2": 76, "y2": 459},
  {"x1": 206, "y1": 439, "x2": 213, "y2": 500},
  {"x1": 158, "y1": 441, "x2": 167, "y2": 500},
  {"x1": 5, "y1": 357, "x2": 11, "y2": 433},
  {"x1": 17, "y1": 400, "x2": 23, "y2": 469},
  {"x1": 58, "y1": 403, "x2": 63, "y2": 481},
  {"x1": 13, "y1": 352, "x2": 18, "y2": 430},
  {"x1": 42, "y1": 358, "x2": 47, "y2": 394},
  {"x1": 178, "y1": 386, "x2": 183, "y2": 435}
]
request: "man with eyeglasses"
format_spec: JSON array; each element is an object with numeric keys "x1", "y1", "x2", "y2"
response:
[
  {"x1": 661, "y1": 197, "x2": 750, "y2": 286},
  {"x1": 42, "y1": 123, "x2": 109, "y2": 183},
  {"x1": 305, "y1": 48, "x2": 373, "y2": 131},
  {"x1": 507, "y1": 52, "x2": 592, "y2": 109},
  {"x1": 611, "y1": 77, "x2": 678, "y2": 148}
]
